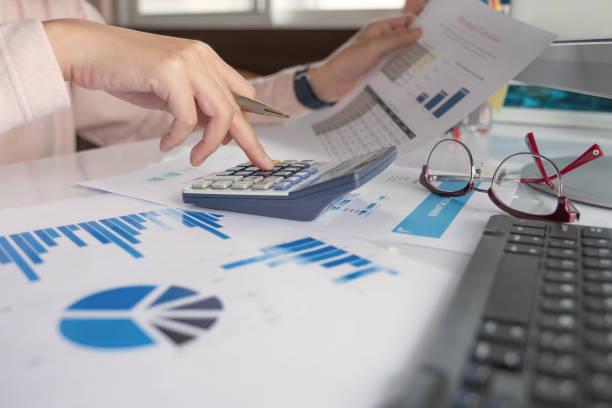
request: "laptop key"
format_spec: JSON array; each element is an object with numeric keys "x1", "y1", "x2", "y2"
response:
[
  {"x1": 532, "y1": 376, "x2": 578, "y2": 405},
  {"x1": 473, "y1": 341, "x2": 523, "y2": 371},
  {"x1": 539, "y1": 331, "x2": 577, "y2": 353},
  {"x1": 536, "y1": 352, "x2": 577, "y2": 377}
]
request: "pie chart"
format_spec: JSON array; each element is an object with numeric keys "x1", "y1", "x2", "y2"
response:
[{"x1": 59, "y1": 285, "x2": 223, "y2": 349}]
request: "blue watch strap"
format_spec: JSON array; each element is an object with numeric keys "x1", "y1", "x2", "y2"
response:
[{"x1": 293, "y1": 66, "x2": 335, "y2": 110}]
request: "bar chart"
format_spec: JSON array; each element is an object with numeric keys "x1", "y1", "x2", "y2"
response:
[
  {"x1": 433, "y1": 88, "x2": 470, "y2": 118},
  {"x1": 329, "y1": 193, "x2": 389, "y2": 217},
  {"x1": 0, "y1": 208, "x2": 229, "y2": 282},
  {"x1": 221, "y1": 237, "x2": 398, "y2": 283}
]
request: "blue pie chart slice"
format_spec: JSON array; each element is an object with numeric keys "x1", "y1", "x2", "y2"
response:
[
  {"x1": 61, "y1": 286, "x2": 157, "y2": 349},
  {"x1": 60, "y1": 285, "x2": 222, "y2": 349},
  {"x1": 60, "y1": 318, "x2": 154, "y2": 349}
]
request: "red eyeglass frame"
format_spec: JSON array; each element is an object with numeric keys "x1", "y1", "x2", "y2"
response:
[{"x1": 418, "y1": 133, "x2": 604, "y2": 223}]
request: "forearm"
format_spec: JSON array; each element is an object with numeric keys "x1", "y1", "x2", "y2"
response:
[
  {"x1": 249, "y1": 67, "x2": 312, "y2": 125},
  {"x1": 0, "y1": 19, "x2": 70, "y2": 134}
]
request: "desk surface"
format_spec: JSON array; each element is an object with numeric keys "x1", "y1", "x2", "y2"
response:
[
  {"x1": 2, "y1": 121, "x2": 612, "y2": 274},
  {"x1": 2, "y1": 120, "x2": 612, "y2": 407}
]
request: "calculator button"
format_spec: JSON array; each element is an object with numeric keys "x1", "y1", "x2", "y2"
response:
[
  {"x1": 211, "y1": 180, "x2": 233, "y2": 189},
  {"x1": 191, "y1": 180, "x2": 213, "y2": 189},
  {"x1": 235, "y1": 171, "x2": 254, "y2": 176},
  {"x1": 286, "y1": 176, "x2": 301, "y2": 184},
  {"x1": 231, "y1": 181, "x2": 253, "y2": 190},
  {"x1": 214, "y1": 171, "x2": 235, "y2": 176},
  {"x1": 252, "y1": 181, "x2": 275, "y2": 190},
  {"x1": 244, "y1": 166, "x2": 260, "y2": 171},
  {"x1": 245, "y1": 176, "x2": 264, "y2": 183},
  {"x1": 280, "y1": 160, "x2": 298, "y2": 165},
  {"x1": 226, "y1": 167, "x2": 244, "y2": 172},
  {"x1": 206, "y1": 175, "x2": 243, "y2": 182},
  {"x1": 274, "y1": 181, "x2": 293, "y2": 190},
  {"x1": 295, "y1": 171, "x2": 310, "y2": 179},
  {"x1": 304, "y1": 167, "x2": 318, "y2": 175},
  {"x1": 284, "y1": 167, "x2": 302, "y2": 173},
  {"x1": 264, "y1": 176, "x2": 284, "y2": 184},
  {"x1": 274, "y1": 171, "x2": 292, "y2": 177},
  {"x1": 255, "y1": 171, "x2": 273, "y2": 177}
]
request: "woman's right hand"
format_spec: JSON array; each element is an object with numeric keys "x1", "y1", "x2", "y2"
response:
[{"x1": 43, "y1": 19, "x2": 273, "y2": 169}]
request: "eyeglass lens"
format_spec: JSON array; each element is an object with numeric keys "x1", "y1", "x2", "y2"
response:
[
  {"x1": 492, "y1": 153, "x2": 562, "y2": 216},
  {"x1": 426, "y1": 139, "x2": 473, "y2": 193}
]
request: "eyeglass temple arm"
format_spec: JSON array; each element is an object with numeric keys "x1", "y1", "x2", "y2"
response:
[
  {"x1": 558, "y1": 143, "x2": 604, "y2": 175},
  {"x1": 525, "y1": 132, "x2": 555, "y2": 188}
]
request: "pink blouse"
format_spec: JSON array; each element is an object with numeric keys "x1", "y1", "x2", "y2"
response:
[{"x1": 0, "y1": 0, "x2": 311, "y2": 165}]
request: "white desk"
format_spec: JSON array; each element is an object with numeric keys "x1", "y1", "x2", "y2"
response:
[
  {"x1": 2, "y1": 121, "x2": 611, "y2": 278},
  {"x1": 2, "y1": 121, "x2": 612, "y2": 407}
]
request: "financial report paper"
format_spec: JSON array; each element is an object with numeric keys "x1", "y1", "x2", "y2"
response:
[
  {"x1": 0, "y1": 194, "x2": 454, "y2": 408},
  {"x1": 308, "y1": 0, "x2": 555, "y2": 160}
]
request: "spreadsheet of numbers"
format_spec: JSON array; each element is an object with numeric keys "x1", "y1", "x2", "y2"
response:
[{"x1": 312, "y1": 86, "x2": 416, "y2": 161}]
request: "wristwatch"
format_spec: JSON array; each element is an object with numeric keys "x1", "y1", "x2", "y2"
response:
[{"x1": 293, "y1": 65, "x2": 335, "y2": 109}]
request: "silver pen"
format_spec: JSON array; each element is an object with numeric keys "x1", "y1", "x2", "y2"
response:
[{"x1": 233, "y1": 94, "x2": 290, "y2": 119}]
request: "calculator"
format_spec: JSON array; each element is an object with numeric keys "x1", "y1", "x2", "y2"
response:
[{"x1": 182, "y1": 146, "x2": 397, "y2": 221}]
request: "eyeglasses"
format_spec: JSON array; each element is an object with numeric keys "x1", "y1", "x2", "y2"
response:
[{"x1": 419, "y1": 133, "x2": 604, "y2": 223}]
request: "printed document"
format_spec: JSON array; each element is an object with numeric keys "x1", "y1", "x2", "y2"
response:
[
  {"x1": 308, "y1": 0, "x2": 555, "y2": 160},
  {"x1": 0, "y1": 194, "x2": 454, "y2": 408}
]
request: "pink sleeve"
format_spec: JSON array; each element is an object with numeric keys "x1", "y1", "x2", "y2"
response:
[
  {"x1": 0, "y1": 19, "x2": 70, "y2": 134},
  {"x1": 249, "y1": 67, "x2": 312, "y2": 125}
]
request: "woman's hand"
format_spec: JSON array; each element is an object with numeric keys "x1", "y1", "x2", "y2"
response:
[
  {"x1": 43, "y1": 19, "x2": 273, "y2": 169},
  {"x1": 308, "y1": 15, "x2": 422, "y2": 104}
]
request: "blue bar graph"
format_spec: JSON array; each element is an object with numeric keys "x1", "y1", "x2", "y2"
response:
[
  {"x1": 221, "y1": 237, "x2": 398, "y2": 283},
  {"x1": 416, "y1": 92, "x2": 429, "y2": 103},
  {"x1": 34, "y1": 229, "x2": 57, "y2": 247},
  {"x1": 425, "y1": 90, "x2": 448, "y2": 110},
  {"x1": 1, "y1": 207, "x2": 230, "y2": 282},
  {"x1": 331, "y1": 199, "x2": 351, "y2": 211},
  {"x1": 433, "y1": 87, "x2": 470, "y2": 118}
]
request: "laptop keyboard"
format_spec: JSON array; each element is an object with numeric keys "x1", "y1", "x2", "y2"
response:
[{"x1": 453, "y1": 217, "x2": 612, "y2": 407}]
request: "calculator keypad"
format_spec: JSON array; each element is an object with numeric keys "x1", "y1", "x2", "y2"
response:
[{"x1": 191, "y1": 160, "x2": 319, "y2": 192}]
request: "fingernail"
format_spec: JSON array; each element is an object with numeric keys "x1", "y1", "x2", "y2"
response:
[{"x1": 265, "y1": 155, "x2": 274, "y2": 169}]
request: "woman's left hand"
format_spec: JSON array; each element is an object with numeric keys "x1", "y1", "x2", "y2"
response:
[{"x1": 307, "y1": 15, "x2": 422, "y2": 104}]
